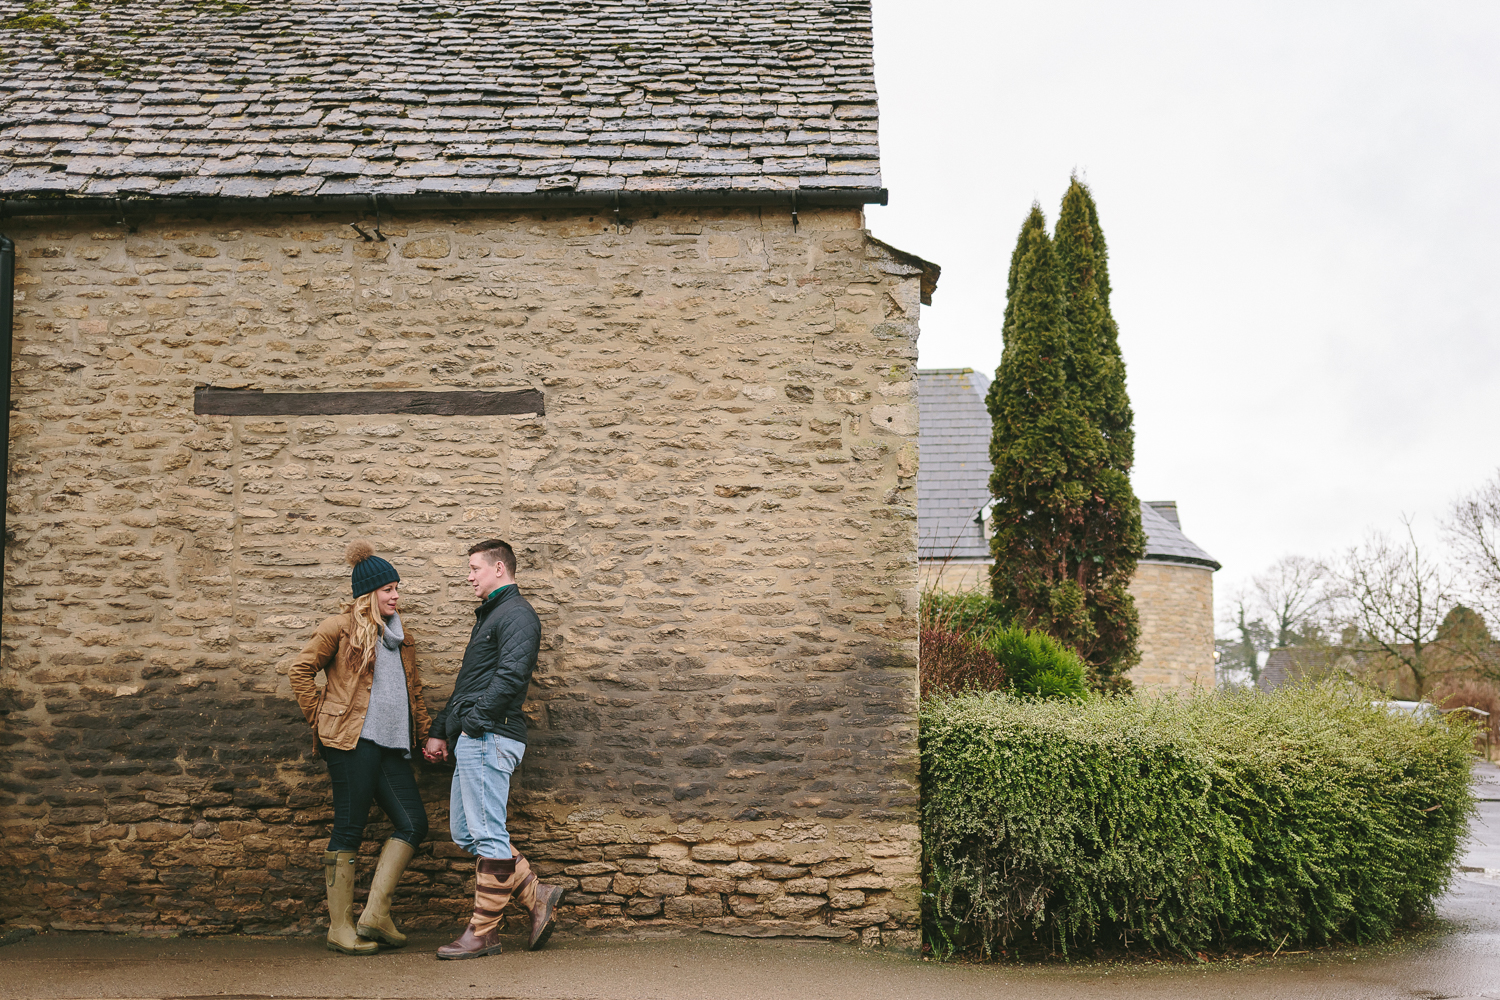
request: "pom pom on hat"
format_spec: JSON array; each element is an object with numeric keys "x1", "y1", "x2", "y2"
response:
[
  {"x1": 345, "y1": 540, "x2": 376, "y2": 567},
  {"x1": 345, "y1": 540, "x2": 399, "y2": 598}
]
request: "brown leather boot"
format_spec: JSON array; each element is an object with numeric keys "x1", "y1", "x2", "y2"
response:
[
  {"x1": 357, "y1": 838, "x2": 415, "y2": 947},
  {"x1": 511, "y1": 854, "x2": 564, "y2": 951},
  {"x1": 436, "y1": 856, "x2": 515, "y2": 960}
]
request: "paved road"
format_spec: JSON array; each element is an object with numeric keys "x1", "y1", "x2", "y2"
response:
[{"x1": 2, "y1": 764, "x2": 1497, "y2": 1000}]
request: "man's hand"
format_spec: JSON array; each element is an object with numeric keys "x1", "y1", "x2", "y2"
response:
[{"x1": 422, "y1": 737, "x2": 449, "y2": 763}]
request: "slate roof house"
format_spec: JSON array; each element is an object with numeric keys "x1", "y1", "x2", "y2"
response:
[
  {"x1": 0, "y1": 1, "x2": 938, "y2": 947},
  {"x1": 916, "y1": 368, "x2": 1220, "y2": 691}
]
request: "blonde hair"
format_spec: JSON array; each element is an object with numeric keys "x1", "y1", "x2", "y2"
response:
[
  {"x1": 342, "y1": 540, "x2": 392, "y2": 674},
  {"x1": 343, "y1": 591, "x2": 386, "y2": 674}
]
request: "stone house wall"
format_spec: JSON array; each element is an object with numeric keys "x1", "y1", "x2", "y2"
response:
[
  {"x1": 1126, "y1": 562, "x2": 1215, "y2": 692},
  {"x1": 0, "y1": 204, "x2": 923, "y2": 947}
]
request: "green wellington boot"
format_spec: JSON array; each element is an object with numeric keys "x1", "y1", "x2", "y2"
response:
[
  {"x1": 324, "y1": 851, "x2": 379, "y2": 955},
  {"x1": 357, "y1": 838, "x2": 415, "y2": 947}
]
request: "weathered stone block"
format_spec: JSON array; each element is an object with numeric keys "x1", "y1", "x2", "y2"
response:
[
  {"x1": 766, "y1": 894, "x2": 826, "y2": 918},
  {"x1": 832, "y1": 907, "x2": 888, "y2": 928},
  {"x1": 108, "y1": 801, "x2": 159, "y2": 823},
  {"x1": 689, "y1": 842, "x2": 739, "y2": 862},
  {"x1": 739, "y1": 842, "x2": 793, "y2": 863},
  {"x1": 639, "y1": 874, "x2": 689, "y2": 897},
  {"x1": 835, "y1": 873, "x2": 894, "y2": 891},
  {"x1": 626, "y1": 897, "x2": 663, "y2": 918},
  {"x1": 664, "y1": 895, "x2": 724, "y2": 919}
]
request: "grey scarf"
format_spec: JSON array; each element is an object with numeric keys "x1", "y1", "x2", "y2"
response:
[{"x1": 360, "y1": 613, "x2": 410, "y2": 751}]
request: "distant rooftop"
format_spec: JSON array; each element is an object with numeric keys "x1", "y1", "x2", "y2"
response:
[
  {"x1": 916, "y1": 367, "x2": 1220, "y2": 570},
  {"x1": 916, "y1": 368, "x2": 992, "y2": 561},
  {"x1": 1139, "y1": 500, "x2": 1220, "y2": 570}
]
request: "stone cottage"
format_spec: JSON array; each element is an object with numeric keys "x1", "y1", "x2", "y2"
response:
[
  {"x1": 916, "y1": 368, "x2": 1220, "y2": 691},
  {"x1": 0, "y1": 1, "x2": 939, "y2": 948}
]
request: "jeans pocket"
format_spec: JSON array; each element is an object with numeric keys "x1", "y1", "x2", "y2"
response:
[{"x1": 488, "y1": 733, "x2": 525, "y2": 772}]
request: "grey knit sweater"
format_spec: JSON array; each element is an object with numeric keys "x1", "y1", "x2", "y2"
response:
[{"x1": 360, "y1": 614, "x2": 410, "y2": 753}]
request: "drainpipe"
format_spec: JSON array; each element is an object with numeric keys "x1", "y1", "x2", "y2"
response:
[{"x1": 0, "y1": 233, "x2": 12, "y2": 614}]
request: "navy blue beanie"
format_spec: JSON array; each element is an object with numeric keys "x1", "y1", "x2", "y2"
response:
[{"x1": 345, "y1": 540, "x2": 399, "y2": 598}]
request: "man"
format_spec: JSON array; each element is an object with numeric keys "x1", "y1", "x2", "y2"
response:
[{"x1": 424, "y1": 539, "x2": 563, "y2": 960}]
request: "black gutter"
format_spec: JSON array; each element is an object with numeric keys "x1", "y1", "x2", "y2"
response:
[
  {"x1": 0, "y1": 233, "x2": 12, "y2": 616},
  {"x1": 0, "y1": 187, "x2": 888, "y2": 220},
  {"x1": 1138, "y1": 553, "x2": 1223, "y2": 572}
]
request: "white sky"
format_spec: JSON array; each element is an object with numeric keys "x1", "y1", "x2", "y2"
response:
[{"x1": 866, "y1": 0, "x2": 1500, "y2": 625}]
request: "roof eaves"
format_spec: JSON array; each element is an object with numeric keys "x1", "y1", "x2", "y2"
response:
[
  {"x1": 0, "y1": 186, "x2": 888, "y2": 221},
  {"x1": 865, "y1": 233, "x2": 940, "y2": 305},
  {"x1": 1138, "y1": 552, "x2": 1223, "y2": 571}
]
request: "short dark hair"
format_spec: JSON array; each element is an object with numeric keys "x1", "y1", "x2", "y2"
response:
[{"x1": 468, "y1": 538, "x2": 517, "y2": 577}]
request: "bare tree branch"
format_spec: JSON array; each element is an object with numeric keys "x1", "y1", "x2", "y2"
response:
[
  {"x1": 1331, "y1": 517, "x2": 1453, "y2": 699},
  {"x1": 1216, "y1": 586, "x2": 1271, "y2": 687},
  {"x1": 1252, "y1": 555, "x2": 1330, "y2": 648},
  {"x1": 1447, "y1": 469, "x2": 1500, "y2": 628}
]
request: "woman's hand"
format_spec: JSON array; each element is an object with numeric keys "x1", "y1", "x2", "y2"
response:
[{"x1": 422, "y1": 737, "x2": 449, "y2": 763}]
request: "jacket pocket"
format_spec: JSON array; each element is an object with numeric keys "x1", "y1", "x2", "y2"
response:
[{"x1": 317, "y1": 702, "x2": 350, "y2": 734}]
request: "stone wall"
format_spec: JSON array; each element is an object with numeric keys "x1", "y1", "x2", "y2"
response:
[
  {"x1": 0, "y1": 205, "x2": 923, "y2": 948},
  {"x1": 1126, "y1": 561, "x2": 1215, "y2": 692}
]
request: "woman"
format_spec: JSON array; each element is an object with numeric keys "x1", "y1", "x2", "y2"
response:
[{"x1": 290, "y1": 541, "x2": 432, "y2": 955}]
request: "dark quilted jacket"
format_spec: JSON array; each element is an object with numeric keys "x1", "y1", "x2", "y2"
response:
[{"x1": 430, "y1": 585, "x2": 540, "y2": 745}]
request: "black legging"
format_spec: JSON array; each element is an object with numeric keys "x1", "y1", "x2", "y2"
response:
[{"x1": 321, "y1": 738, "x2": 429, "y2": 852}]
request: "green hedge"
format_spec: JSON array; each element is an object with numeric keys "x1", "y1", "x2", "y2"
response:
[{"x1": 921, "y1": 683, "x2": 1475, "y2": 957}]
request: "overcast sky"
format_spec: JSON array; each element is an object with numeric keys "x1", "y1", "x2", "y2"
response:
[{"x1": 866, "y1": 0, "x2": 1500, "y2": 626}]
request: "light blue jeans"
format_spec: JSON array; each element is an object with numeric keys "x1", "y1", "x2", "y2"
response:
[{"x1": 450, "y1": 732, "x2": 526, "y2": 860}]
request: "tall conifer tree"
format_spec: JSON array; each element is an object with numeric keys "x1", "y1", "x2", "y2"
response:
[
  {"x1": 988, "y1": 189, "x2": 1144, "y2": 690},
  {"x1": 987, "y1": 207, "x2": 1109, "y2": 675},
  {"x1": 1053, "y1": 178, "x2": 1144, "y2": 687},
  {"x1": 1055, "y1": 177, "x2": 1134, "y2": 472}
]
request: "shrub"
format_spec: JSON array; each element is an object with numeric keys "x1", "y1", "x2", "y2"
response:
[
  {"x1": 920, "y1": 628, "x2": 1006, "y2": 699},
  {"x1": 983, "y1": 626, "x2": 1088, "y2": 700},
  {"x1": 921, "y1": 682, "x2": 1476, "y2": 958},
  {"x1": 921, "y1": 590, "x2": 1087, "y2": 700}
]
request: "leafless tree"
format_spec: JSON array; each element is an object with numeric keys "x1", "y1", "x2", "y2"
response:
[
  {"x1": 1331, "y1": 518, "x2": 1453, "y2": 700},
  {"x1": 1216, "y1": 586, "x2": 1271, "y2": 687},
  {"x1": 1252, "y1": 555, "x2": 1330, "y2": 648},
  {"x1": 1448, "y1": 470, "x2": 1500, "y2": 627}
]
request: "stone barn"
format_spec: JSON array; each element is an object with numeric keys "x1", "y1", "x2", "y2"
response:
[{"x1": 0, "y1": 1, "x2": 937, "y2": 949}]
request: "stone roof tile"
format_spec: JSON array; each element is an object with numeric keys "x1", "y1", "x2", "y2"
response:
[
  {"x1": 917, "y1": 369, "x2": 994, "y2": 561},
  {"x1": 0, "y1": 0, "x2": 882, "y2": 202}
]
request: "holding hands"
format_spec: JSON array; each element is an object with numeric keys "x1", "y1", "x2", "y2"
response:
[{"x1": 423, "y1": 737, "x2": 449, "y2": 763}]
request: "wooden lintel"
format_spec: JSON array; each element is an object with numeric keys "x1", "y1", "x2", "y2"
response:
[{"x1": 194, "y1": 387, "x2": 545, "y2": 417}]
